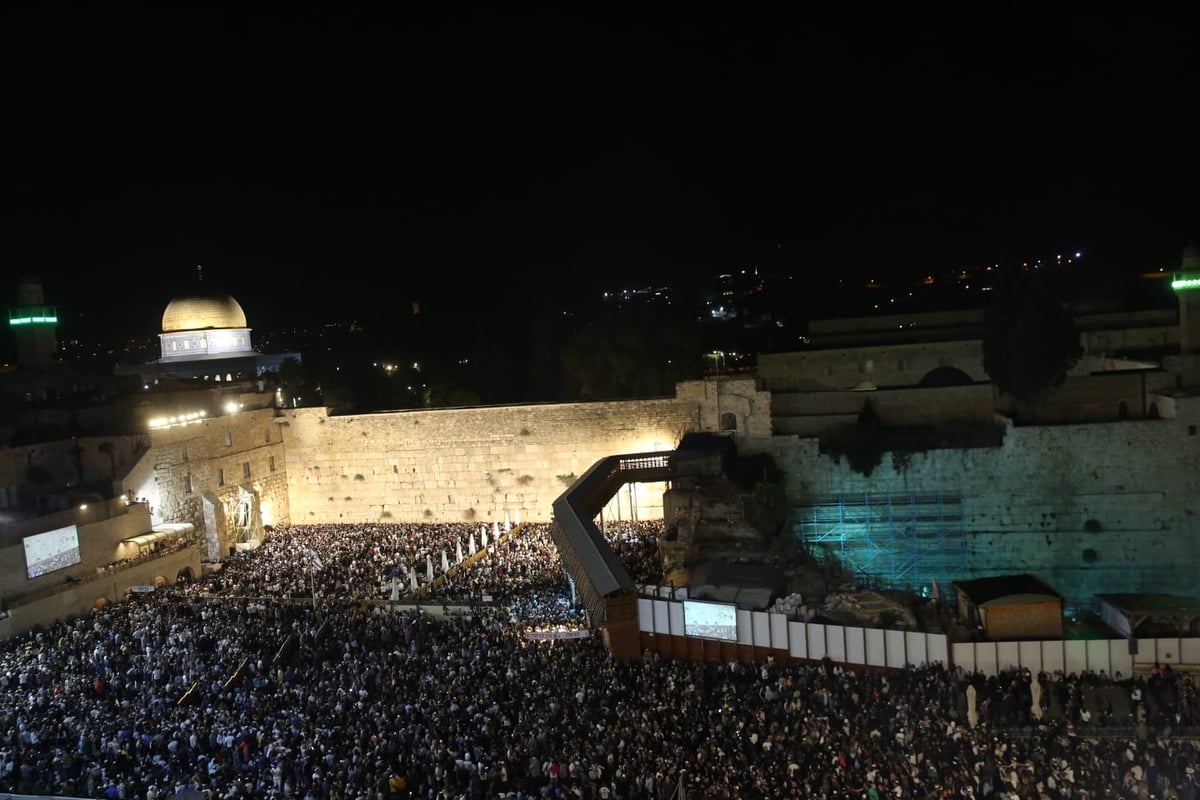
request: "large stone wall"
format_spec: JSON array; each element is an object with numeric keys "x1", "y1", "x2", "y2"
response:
[
  {"x1": 39, "y1": 372, "x2": 1197, "y2": 614},
  {"x1": 280, "y1": 396, "x2": 707, "y2": 524},
  {"x1": 122, "y1": 408, "x2": 290, "y2": 559},
  {"x1": 741, "y1": 396, "x2": 1200, "y2": 608}
]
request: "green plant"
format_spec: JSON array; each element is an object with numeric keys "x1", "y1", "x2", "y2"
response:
[
  {"x1": 464, "y1": 507, "x2": 476, "y2": 520},
  {"x1": 354, "y1": 474, "x2": 365, "y2": 481},
  {"x1": 380, "y1": 510, "x2": 393, "y2": 519},
  {"x1": 423, "y1": 509, "x2": 433, "y2": 518},
  {"x1": 517, "y1": 474, "x2": 534, "y2": 486},
  {"x1": 557, "y1": 472, "x2": 578, "y2": 485},
  {"x1": 1081, "y1": 548, "x2": 1099, "y2": 563},
  {"x1": 519, "y1": 427, "x2": 531, "y2": 436},
  {"x1": 891, "y1": 451, "x2": 913, "y2": 474}
]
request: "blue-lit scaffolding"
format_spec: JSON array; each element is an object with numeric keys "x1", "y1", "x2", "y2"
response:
[{"x1": 794, "y1": 493, "x2": 968, "y2": 597}]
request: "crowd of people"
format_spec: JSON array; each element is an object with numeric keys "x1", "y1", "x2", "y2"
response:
[{"x1": 0, "y1": 519, "x2": 1197, "y2": 800}]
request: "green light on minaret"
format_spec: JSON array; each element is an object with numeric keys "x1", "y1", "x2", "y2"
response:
[{"x1": 8, "y1": 306, "x2": 58, "y2": 326}]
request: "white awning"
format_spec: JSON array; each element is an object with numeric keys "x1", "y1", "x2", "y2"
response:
[
  {"x1": 126, "y1": 531, "x2": 169, "y2": 548},
  {"x1": 124, "y1": 522, "x2": 194, "y2": 548}
]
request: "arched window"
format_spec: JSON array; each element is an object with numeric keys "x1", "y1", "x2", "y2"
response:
[{"x1": 719, "y1": 411, "x2": 737, "y2": 431}]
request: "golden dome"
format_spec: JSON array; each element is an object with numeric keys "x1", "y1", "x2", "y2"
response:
[{"x1": 161, "y1": 291, "x2": 247, "y2": 332}]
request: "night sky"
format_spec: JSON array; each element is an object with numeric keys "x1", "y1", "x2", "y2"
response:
[{"x1": 3, "y1": 4, "x2": 1200, "y2": 342}]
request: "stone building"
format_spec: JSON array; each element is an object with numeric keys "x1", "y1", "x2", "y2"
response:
[
  {"x1": 115, "y1": 268, "x2": 299, "y2": 385},
  {"x1": 6, "y1": 249, "x2": 1200, "y2": 636}
]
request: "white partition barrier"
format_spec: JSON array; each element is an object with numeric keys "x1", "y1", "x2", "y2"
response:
[
  {"x1": 884, "y1": 629, "x2": 906, "y2": 668},
  {"x1": 1107, "y1": 640, "x2": 1133, "y2": 678},
  {"x1": 1086, "y1": 639, "x2": 1111, "y2": 675},
  {"x1": 927, "y1": 633, "x2": 949, "y2": 667},
  {"x1": 1153, "y1": 637, "x2": 1181, "y2": 665},
  {"x1": 752, "y1": 611, "x2": 771, "y2": 647},
  {"x1": 1018, "y1": 640, "x2": 1041, "y2": 670},
  {"x1": 975, "y1": 643, "x2": 998, "y2": 676},
  {"x1": 1064, "y1": 641, "x2": 1088, "y2": 675},
  {"x1": 770, "y1": 612, "x2": 790, "y2": 650},
  {"x1": 633, "y1": 596, "x2": 1200, "y2": 676},
  {"x1": 905, "y1": 631, "x2": 928, "y2": 666},
  {"x1": 638, "y1": 597, "x2": 654, "y2": 632},
  {"x1": 669, "y1": 602, "x2": 685, "y2": 636},
  {"x1": 736, "y1": 609, "x2": 753, "y2": 645},
  {"x1": 1041, "y1": 640, "x2": 1065, "y2": 675},
  {"x1": 653, "y1": 599, "x2": 670, "y2": 635},
  {"x1": 865, "y1": 628, "x2": 887, "y2": 667},
  {"x1": 826, "y1": 624, "x2": 846, "y2": 662},
  {"x1": 789, "y1": 621, "x2": 809, "y2": 659},
  {"x1": 997, "y1": 641, "x2": 1020, "y2": 672},
  {"x1": 845, "y1": 626, "x2": 867, "y2": 665},
  {"x1": 807, "y1": 623, "x2": 828, "y2": 660},
  {"x1": 951, "y1": 642, "x2": 976, "y2": 673}
]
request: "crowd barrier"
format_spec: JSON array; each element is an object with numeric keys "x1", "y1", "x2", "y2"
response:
[{"x1": 637, "y1": 586, "x2": 1200, "y2": 676}]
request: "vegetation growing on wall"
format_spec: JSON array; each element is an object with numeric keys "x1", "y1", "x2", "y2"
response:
[
  {"x1": 725, "y1": 452, "x2": 787, "y2": 535},
  {"x1": 982, "y1": 264, "x2": 1083, "y2": 405},
  {"x1": 821, "y1": 401, "x2": 1006, "y2": 477}
]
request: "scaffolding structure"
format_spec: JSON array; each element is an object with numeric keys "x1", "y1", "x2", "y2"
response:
[{"x1": 794, "y1": 492, "x2": 969, "y2": 598}]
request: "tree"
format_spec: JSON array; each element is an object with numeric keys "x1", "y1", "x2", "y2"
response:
[
  {"x1": 982, "y1": 266, "x2": 1083, "y2": 405},
  {"x1": 97, "y1": 441, "x2": 116, "y2": 481}
]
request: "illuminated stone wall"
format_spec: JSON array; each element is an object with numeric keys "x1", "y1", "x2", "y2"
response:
[
  {"x1": 123, "y1": 408, "x2": 289, "y2": 559},
  {"x1": 743, "y1": 396, "x2": 1200, "y2": 608},
  {"x1": 280, "y1": 398, "x2": 706, "y2": 525},
  {"x1": 111, "y1": 375, "x2": 1200, "y2": 608}
]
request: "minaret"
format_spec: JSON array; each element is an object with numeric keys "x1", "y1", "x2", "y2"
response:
[
  {"x1": 7, "y1": 275, "x2": 58, "y2": 367},
  {"x1": 1173, "y1": 242, "x2": 1200, "y2": 353}
]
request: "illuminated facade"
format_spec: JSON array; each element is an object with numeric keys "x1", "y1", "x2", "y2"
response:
[
  {"x1": 159, "y1": 291, "x2": 253, "y2": 361},
  {"x1": 116, "y1": 278, "x2": 298, "y2": 384}
]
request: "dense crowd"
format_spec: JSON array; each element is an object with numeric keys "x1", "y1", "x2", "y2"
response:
[{"x1": 0, "y1": 520, "x2": 1198, "y2": 800}]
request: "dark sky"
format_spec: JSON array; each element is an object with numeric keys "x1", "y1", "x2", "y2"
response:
[{"x1": 3, "y1": 4, "x2": 1200, "y2": 340}]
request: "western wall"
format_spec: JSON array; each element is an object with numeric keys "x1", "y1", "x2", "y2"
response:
[{"x1": 271, "y1": 377, "x2": 1200, "y2": 609}]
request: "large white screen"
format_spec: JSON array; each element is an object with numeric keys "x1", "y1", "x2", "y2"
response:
[
  {"x1": 23, "y1": 525, "x2": 81, "y2": 579},
  {"x1": 682, "y1": 599, "x2": 737, "y2": 641}
]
